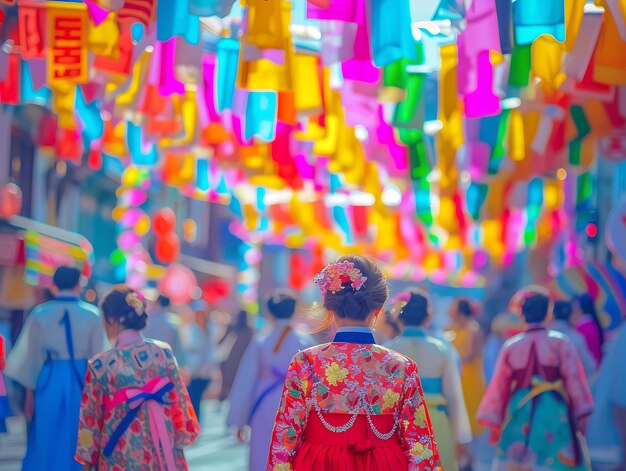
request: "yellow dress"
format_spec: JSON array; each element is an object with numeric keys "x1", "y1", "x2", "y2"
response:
[{"x1": 447, "y1": 323, "x2": 485, "y2": 437}]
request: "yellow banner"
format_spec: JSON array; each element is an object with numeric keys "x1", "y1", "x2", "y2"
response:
[{"x1": 47, "y1": 2, "x2": 88, "y2": 85}]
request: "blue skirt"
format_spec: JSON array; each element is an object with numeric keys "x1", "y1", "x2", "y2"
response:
[
  {"x1": 23, "y1": 359, "x2": 87, "y2": 471},
  {"x1": 0, "y1": 396, "x2": 10, "y2": 433}
]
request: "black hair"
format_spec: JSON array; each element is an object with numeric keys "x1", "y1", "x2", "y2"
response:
[
  {"x1": 322, "y1": 255, "x2": 389, "y2": 321},
  {"x1": 53, "y1": 266, "x2": 81, "y2": 291},
  {"x1": 43, "y1": 288, "x2": 55, "y2": 302},
  {"x1": 234, "y1": 310, "x2": 249, "y2": 330},
  {"x1": 267, "y1": 289, "x2": 297, "y2": 319},
  {"x1": 522, "y1": 293, "x2": 550, "y2": 323},
  {"x1": 157, "y1": 294, "x2": 171, "y2": 308},
  {"x1": 456, "y1": 298, "x2": 474, "y2": 317},
  {"x1": 576, "y1": 293, "x2": 605, "y2": 348},
  {"x1": 398, "y1": 289, "x2": 430, "y2": 326},
  {"x1": 553, "y1": 300, "x2": 573, "y2": 321},
  {"x1": 101, "y1": 285, "x2": 148, "y2": 330},
  {"x1": 384, "y1": 311, "x2": 401, "y2": 336}
]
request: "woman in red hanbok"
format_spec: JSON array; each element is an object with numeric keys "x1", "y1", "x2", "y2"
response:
[{"x1": 266, "y1": 255, "x2": 442, "y2": 471}]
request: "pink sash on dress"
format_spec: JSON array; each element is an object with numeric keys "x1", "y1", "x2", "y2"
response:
[{"x1": 103, "y1": 377, "x2": 177, "y2": 471}]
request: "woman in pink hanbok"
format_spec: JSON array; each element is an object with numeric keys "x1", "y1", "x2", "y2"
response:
[{"x1": 477, "y1": 290, "x2": 594, "y2": 471}]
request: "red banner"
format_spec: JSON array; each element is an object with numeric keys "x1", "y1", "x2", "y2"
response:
[
  {"x1": 0, "y1": 53, "x2": 20, "y2": 105},
  {"x1": 0, "y1": 234, "x2": 24, "y2": 266},
  {"x1": 47, "y1": 2, "x2": 88, "y2": 84},
  {"x1": 94, "y1": 29, "x2": 133, "y2": 77},
  {"x1": 19, "y1": 2, "x2": 46, "y2": 59},
  {"x1": 118, "y1": 0, "x2": 156, "y2": 27}
]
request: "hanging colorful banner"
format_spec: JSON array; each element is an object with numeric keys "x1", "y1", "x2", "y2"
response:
[
  {"x1": 118, "y1": 0, "x2": 157, "y2": 28},
  {"x1": 18, "y1": 2, "x2": 47, "y2": 60},
  {"x1": 47, "y1": 2, "x2": 89, "y2": 85}
]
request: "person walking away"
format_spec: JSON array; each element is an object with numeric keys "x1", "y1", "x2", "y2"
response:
[
  {"x1": 551, "y1": 300, "x2": 597, "y2": 378},
  {"x1": 371, "y1": 309, "x2": 401, "y2": 343},
  {"x1": 4, "y1": 266, "x2": 105, "y2": 471},
  {"x1": 483, "y1": 312, "x2": 524, "y2": 383},
  {"x1": 0, "y1": 334, "x2": 10, "y2": 434},
  {"x1": 183, "y1": 299, "x2": 218, "y2": 423},
  {"x1": 572, "y1": 294, "x2": 605, "y2": 365},
  {"x1": 586, "y1": 317, "x2": 626, "y2": 470},
  {"x1": 75, "y1": 285, "x2": 200, "y2": 470},
  {"x1": 218, "y1": 310, "x2": 253, "y2": 401},
  {"x1": 446, "y1": 298, "x2": 486, "y2": 438},
  {"x1": 477, "y1": 289, "x2": 594, "y2": 471},
  {"x1": 267, "y1": 255, "x2": 442, "y2": 470},
  {"x1": 386, "y1": 288, "x2": 471, "y2": 471},
  {"x1": 227, "y1": 289, "x2": 315, "y2": 471},
  {"x1": 144, "y1": 294, "x2": 185, "y2": 365}
]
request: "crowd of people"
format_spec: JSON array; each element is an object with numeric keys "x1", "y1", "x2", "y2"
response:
[{"x1": 0, "y1": 256, "x2": 624, "y2": 471}]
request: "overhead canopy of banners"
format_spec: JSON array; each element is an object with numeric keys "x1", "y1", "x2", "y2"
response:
[{"x1": 1, "y1": 0, "x2": 625, "y2": 288}]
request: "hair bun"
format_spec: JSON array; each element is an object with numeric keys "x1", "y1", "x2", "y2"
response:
[
  {"x1": 398, "y1": 289, "x2": 429, "y2": 326},
  {"x1": 321, "y1": 255, "x2": 388, "y2": 322},
  {"x1": 340, "y1": 291, "x2": 369, "y2": 320},
  {"x1": 267, "y1": 289, "x2": 297, "y2": 319},
  {"x1": 101, "y1": 285, "x2": 149, "y2": 331}
]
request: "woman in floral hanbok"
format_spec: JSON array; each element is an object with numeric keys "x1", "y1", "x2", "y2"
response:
[
  {"x1": 266, "y1": 255, "x2": 441, "y2": 471},
  {"x1": 477, "y1": 289, "x2": 594, "y2": 471},
  {"x1": 75, "y1": 285, "x2": 200, "y2": 471}
]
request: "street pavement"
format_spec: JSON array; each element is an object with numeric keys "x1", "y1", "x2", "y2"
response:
[
  {"x1": 0, "y1": 402, "x2": 500, "y2": 471},
  {"x1": 0, "y1": 401, "x2": 248, "y2": 471},
  {"x1": 0, "y1": 400, "x2": 514, "y2": 471}
]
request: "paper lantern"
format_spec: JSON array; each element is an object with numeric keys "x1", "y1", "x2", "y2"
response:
[
  {"x1": 288, "y1": 252, "x2": 308, "y2": 290},
  {"x1": 135, "y1": 215, "x2": 151, "y2": 236},
  {"x1": 472, "y1": 250, "x2": 490, "y2": 270},
  {"x1": 121, "y1": 208, "x2": 143, "y2": 227},
  {"x1": 153, "y1": 208, "x2": 176, "y2": 236},
  {"x1": 0, "y1": 183, "x2": 22, "y2": 219},
  {"x1": 155, "y1": 232, "x2": 180, "y2": 264},
  {"x1": 121, "y1": 167, "x2": 140, "y2": 188},
  {"x1": 311, "y1": 244, "x2": 326, "y2": 274},
  {"x1": 183, "y1": 219, "x2": 197, "y2": 242},
  {"x1": 124, "y1": 188, "x2": 148, "y2": 207},
  {"x1": 157, "y1": 263, "x2": 198, "y2": 305},
  {"x1": 117, "y1": 231, "x2": 141, "y2": 250},
  {"x1": 203, "y1": 278, "x2": 231, "y2": 304}
]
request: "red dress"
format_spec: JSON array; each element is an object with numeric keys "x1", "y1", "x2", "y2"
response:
[{"x1": 266, "y1": 327, "x2": 442, "y2": 471}]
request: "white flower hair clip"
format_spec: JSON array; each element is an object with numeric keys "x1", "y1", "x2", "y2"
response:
[{"x1": 125, "y1": 292, "x2": 146, "y2": 316}]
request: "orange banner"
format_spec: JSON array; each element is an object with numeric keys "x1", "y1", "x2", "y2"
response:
[
  {"x1": 47, "y1": 2, "x2": 88, "y2": 84},
  {"x1": 19, "y1": 2, "x2": 46, "y2": 59}
]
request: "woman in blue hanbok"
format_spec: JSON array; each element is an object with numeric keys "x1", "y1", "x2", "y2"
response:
[
  {"x1": 587, "y1": 318, "x2": 626, "y2": 469},
  {"x1": 4, "y1": 267, "x2": 105, "y2": 471},
  {"x1": 386, "y1": 288, "x2": 471, "y2": 471},
  {"x1": 227, "y1": 289, "x2": 315, "y2": 471}
]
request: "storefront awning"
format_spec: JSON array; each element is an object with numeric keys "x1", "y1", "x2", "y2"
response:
[{"x1": 0, "y1": 216, "x2": 94, "y2": 287}]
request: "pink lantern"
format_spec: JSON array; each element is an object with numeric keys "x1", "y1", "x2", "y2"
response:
[
  {"x1": 0, "y1": 183, "x2": 22, "y2": 219},
  {"x1": 158, "y1": 263, "x2": 198, "y2": 305},
  {"x1": 117, "y1": 231, "x2": 141, "y2": 250}
]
